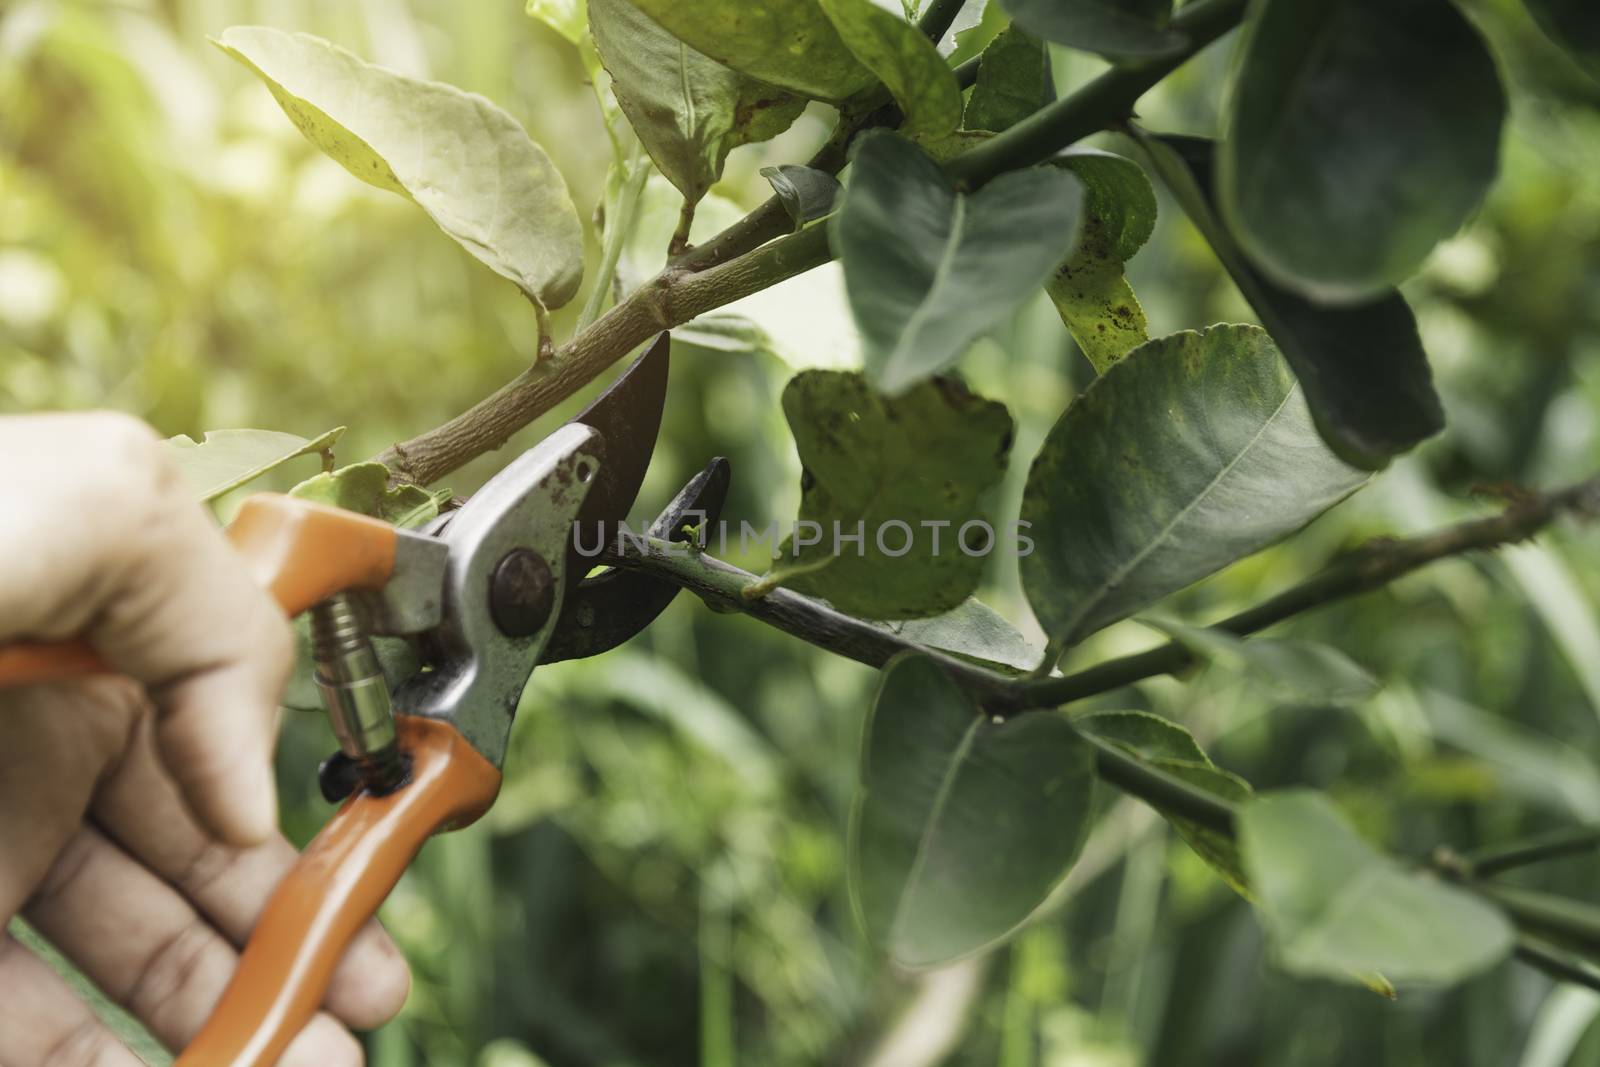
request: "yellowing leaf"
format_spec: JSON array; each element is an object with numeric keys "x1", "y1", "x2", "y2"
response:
[{"x1": 215, "y1": 27, "x2": 584, "y2": 310}]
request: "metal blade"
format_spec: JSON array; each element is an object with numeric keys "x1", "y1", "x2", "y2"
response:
[
  {"x1": 564, "y1": 332, "x2": 670, "y2": 581},
  {"x1": 544, "y1": 457, "x2": 730, "y2": 663}
]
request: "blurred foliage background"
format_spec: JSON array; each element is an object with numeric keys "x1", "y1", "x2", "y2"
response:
[{"x1": 5, "y1": 1, "x2": 1600, "y2": 1065}]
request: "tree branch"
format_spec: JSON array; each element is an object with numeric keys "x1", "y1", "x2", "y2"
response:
[
  {"x1": 946, "y1": 0, "x2": 1248, "y2": 187},
  {"x1": 610, "y1": 478, "x2": 1600, "y2": 714},
  {"x1": 917, "y1": 0, "x2": 968, "y2": 43},
  {"x1": 377, "y1": 225, "x2": 831, "y2": 484},
  {"x1": 376, "y1": 0, "x2": 1250, "y2": 484},
  {"x1": 1015, "y1": 478, "x2": 1600, "y2": 710},
  {"x1": 1464, "y1": 826, "x2": 1600, "y2": 878}
]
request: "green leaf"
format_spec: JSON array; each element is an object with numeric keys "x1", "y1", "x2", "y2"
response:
[
  {"x1": 761, "y1": 165, "x2": 842, "y2": 230},
  {"x1": 947, "y1": 0, "x2": 1011, "y2": 65},
  {"x1": 1078, "y1": 709, "x2": 1208, "y2": 763},
  {"x1": 887, "y1": 598, "x2": 1042, "y2": 673},
  {"x1": 851, "y1": 653, "x2": 1096, "y2": 967},
  {"x1": 1239, "y1": 791, "x2": 1514, "y2": 985},
  {"x1": 1153, "y1": 758, "x2": 1255, "y2": 895},
  {"x1": 525, "y1": 0, "x2": 588, "y2": 45},
  {"x1": 835, "y1": 131, "x2": 1082, "y2": 392},
  {"x1": 1133, "y1": 131, "x2": 1443, "y2": 470},
  {"x1": 818, "y1": 0, "x2": 963, "y2": 140},
  {"x1": 762, "y1": 371, "x2": 1014, "y2": 619},
  {"x1": 214, "y1": 27, "x2": 584, "y2": 310},
  {"x1": 1001, "y1": 0, "x2": 1184, "y2": 61},
  {"x1": 165, "y1": 426, "x2": 344, "y2": 502},
  {"x1": 1043, "y1": 150, "x2": 1156, "y2": 372},
  {"x1": 622, "y1": 0, "x2": 874, "y2": 103},
  {"x1": 1020, "y1": 324, "x2": 1366, "y2": 649},
  {"x1": 1219, "y1": 0, "x2": 1506, "y2": 300},
  {"x1": 963, "y1": 25, "x2": 1052, "y2": 133},
  {"x1": 289, "y1": 462, "x2": 451, "y2": 529},
  {"x1": 1078, "y1": 711, "x2": 1253, "y2": 893},
  {"x1": 590, "y1": 0, "x2": 803, "y2": 208},
  {"x1": 1051, "y1": 147, "x2": 1157, "y2": 264},
  {"x1": 1146, "y1": 619, "x2": 1380, "y2": 705},
  {"x1": 1524, "y1": 0, "x2": 1600, "y2": 83}
]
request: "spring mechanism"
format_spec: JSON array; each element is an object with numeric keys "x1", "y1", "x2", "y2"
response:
[{"x1": 309, "y1": 593, "x2": 406, "y2": 795}]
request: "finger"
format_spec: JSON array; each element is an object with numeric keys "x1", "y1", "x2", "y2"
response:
[
  {"x1": 94, "y1": 711, "x2": 410, "y2": 1029},
  {"x1": 0, "y1": 678, "x2": 136, "y2": 926},
  {"x1": 0, "y1": 412, "x2": 293, "y2": 847},
  {"x1": 0, "y1": 935, "x2": 146, "y2": 1067},
  {"x1": 23, "y1": 826, "x2": 373, "y2": 1056}
]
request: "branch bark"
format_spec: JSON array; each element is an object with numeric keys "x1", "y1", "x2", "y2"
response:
[{"x1": 610, "y1": 477, "x2": 1600, "y2": 715}]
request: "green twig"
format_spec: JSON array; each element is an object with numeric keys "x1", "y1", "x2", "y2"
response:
[
  {"x1": 1466, "y1": 826, "x2": 1600, "y2": 878},
  {"x1": 610, "y1": 479, "x2": 1600, "y2": 716},
  {"x1": 917, "y1": 0, "x2": 968, "y2": 42},
  {"x1": 578, "y1": 144, "x2": 650, "y2": 332},
  {"x1": 1013, "y1": 478, "x2": 1600, "y2": 711},
  {"x1": 946, "y1": 0, "x2": 1248, "y2": 187},
  {"x1": 1514, "y1": 937, "x2": 1600, "y2": 993},
  {"x1": 1085, "y1": 735, "x2": 1237, "y2": 834}
]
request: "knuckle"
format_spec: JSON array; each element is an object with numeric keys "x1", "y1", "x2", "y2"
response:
[
  {"x1": 30, "y1": 832, "x2": 98, "y2": 910},
  {"x1": 41, "y1": 1018, "x2": 119, "y2": 1067},
  {"x1": 174, "y1": 838, "x2": 237, "y2": 899},
  {"x1": 122, "y1": 922, "x2": 213, "y2": 1023},
  {"x1": 84, "y1": 412, "x2": 175, "y2": 501}
]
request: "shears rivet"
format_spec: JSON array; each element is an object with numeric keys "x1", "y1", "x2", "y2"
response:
[{"x1": 489, "y1": 548, "x2": 555, "y2": 637}]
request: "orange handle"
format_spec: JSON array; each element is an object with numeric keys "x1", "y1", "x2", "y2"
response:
[
  {"x1": 176, "y1": 717, "x2": 501, "y2": 1066},
  {"x1": 0, "y1": 494, "x2": 400, "y2": 686}
]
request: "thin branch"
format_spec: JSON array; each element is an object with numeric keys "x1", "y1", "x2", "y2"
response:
[
  {"x1": 917, "y1": 0, "x2": 968, "y2": 43},
  {"x1": 377, "y1": 225, "x2": 831, "y2": 485},
  {"x1": 1465, "y1": 826, "x2": 1600, "y2": 878},
  {"x1": 1014, "y1": 478, "x2": 1600, "y2": 711},
  {"x1": 1515, "y1": 937, "x2": 1600, "y2": 993},
  {"x1": 609, "y1": 478, "x2": 1600, "y2": 715},
  {"x1": 946, "y1": 0, "x2": 1248, "y2": 187},
  {"x1": 376, "y1": 0, "x2": 1249, "y2": 484},
  {"x1": 1086, "y1": 735, "x2": 1237, "y2": 834}
]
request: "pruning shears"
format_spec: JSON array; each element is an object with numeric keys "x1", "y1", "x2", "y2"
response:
[{"x1": 0, "y1": 334, "x2": 727, "y2": 1065}]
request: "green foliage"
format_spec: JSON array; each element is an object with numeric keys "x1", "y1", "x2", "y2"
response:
[
  {"x1": 621, "y1": 0, "x2": 874, "y2": 102},
  {"x1": 1220, "y1": 0, "x2": 1506, "y2": 300},
  {"x1": 165, "y1": 427, "x2": 343, "y2": 502},
  {"x1": 1079, "y1": 711, "x2": 1254, "y2": 894},
  {"x1": 1147, "y1": 618, "x2": 1380, "y2": 705},
  {"x1": 763, "y1": 370, "x2": 1013, "y2": 618},
  {"x1": 834, "y1": 131, "x2": 1082, "y2": 391},
  {"x1": 1135, "y1": 131, "x2": 1444, "y2": 469},
  {"x1": 817, "y1": 0, "x2": 963, "y2": 139},
  {"x1": 15, "y1": 0, "x2": 1600, "y2": 1060},
  {"x1": 588, "y1": 0, "x2": 802, "y2": 209},
  {"x1": 760, "y1": 165, "x2": 842, "y2": 229},
  {"x1": 887, "y1": 598, "x2": 1041, "y2": 672},
  {"x1": 963, "y1": 25, "x2": 1052, "y2": 133},
  {"x1": 214, "y1": 26, "x2": 585, "y2": 311},
  {"x1": 1239, "y1": 791, "x2": 1514, "y2": 985},
  {"x1": 1000, "y1": 0, "x2": 1184, "y2": 61},
  {"x1": 1020, "y1": 324, "x2": 1366, "y2": 650},
  {"x1": 851, "y1": 654, "x2": 1095, "y2": 967},
  {"x1": 288, "y1": 462, "x2": 451, "y2": 529},
  {"x1": 1045, "y1": 148, "x2": 1157, "y2": 372},
  {"x1": 525, "y1": 0, "x2": 588, "y2": 45}
]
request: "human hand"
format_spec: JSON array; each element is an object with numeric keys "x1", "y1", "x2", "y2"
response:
[{"x1": 0, "y1": 413, "x2": 409, "y2": 1063}]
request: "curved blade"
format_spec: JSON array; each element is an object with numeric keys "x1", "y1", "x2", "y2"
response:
[
  {"x1": 565, "y1": 332, "x2": 669, "y2": 582},
  {"x1": 544, "y1": 457, "x2": 730, "y2": 663}
]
